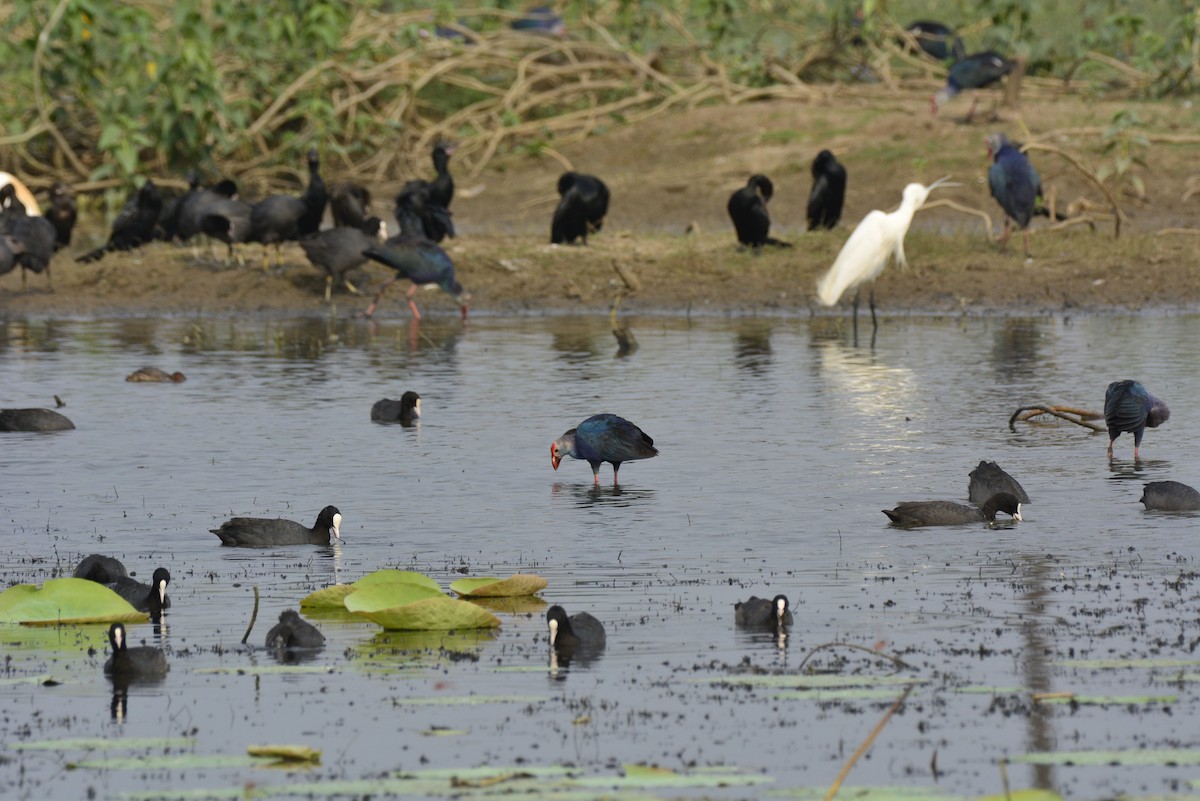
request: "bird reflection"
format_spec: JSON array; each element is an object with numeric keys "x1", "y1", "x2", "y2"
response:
[
  {"x1": 110, "y1": 687, "x2": 128, "y2": 722},
  {"x1": 550, "y1": 482, "x2": 655, "y2": 507},
  {"x1": 734, "y1": 321, "x2": 773, "y2": 376},
  {"x1": 991, "y1": 318, "x2": 1044, "y2": 379}
]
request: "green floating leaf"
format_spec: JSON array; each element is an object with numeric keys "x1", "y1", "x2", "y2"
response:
[
  {"x1": 976, "y1": 791, "x2": 1063, "y2": 801},
  {"x1": 193, "y1": 665, "x2": 336, "y2": 676},
  {"x1": 342, "y1": 582, "x2": 446, "y2": 615},
  {"x1": 449, "y1": 574, "x2": 548, "y2": 598},
  {"x1": 298, "y1": 584, "x2": 354, "y2": 609},
  {"x1": 246, "y1": 744, "x2": 320, "y2": 763},
  {"x1": 1055, "y1": 657, "x2": 1200, "y2": 670},
  {"x1": 13, "y1": 736, "x2": 196, "y2": 752},
  {"x1": 1036, "y1": 694, "x2": 1177, "y2": 706},
  {"x1": 301, "y1": 571, "x2": 441, "y2": 609},
  {"x1": 360, "y1": 628, "x2": 497, "y2": 657},
  {"x1": 0, "y1": 623, "x2": 110, "y2": 653},
  {"x1": 75, "y1": 753, "x2": 264, "y2": 770},
  {"x1": 465, "y1": 595, "x2": 548, "y2": 615},
  {"x1": 391, "y1": 694, "x2": 546, "y2": 706},
  {"x1": 774, "y1": 688, "x2": 914, "y2": 701},
  {"x1": 354, "y1": 596, "x2": 501, "y2": 631},
  {"x1": 0, "y1": 579, "x2": 148, "y2": 625},
  {"x1": 1013, "y1": 748, "x2": 1200, "y2": 767},
  {"x1": 419, "y1": 727, "x2": 466, "y2": 736},
  {"x1": 572, "y1": 762, "x2": 773, "y2": 789},
  {"x1": 693, "y1": 674, "x2": 924, "y2": 689},
  {"x1": 768, "y1": 787, "x2": 964, "y2": 800},
  {"x1": 354, "y1": 569, "x2": 441, "y2": 592}
]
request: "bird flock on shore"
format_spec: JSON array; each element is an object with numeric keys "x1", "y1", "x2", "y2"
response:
[{"x1": 0, "y1": 15, "x2": 1051, "y2": 330}]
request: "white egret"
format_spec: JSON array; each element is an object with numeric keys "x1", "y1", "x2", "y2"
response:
[{"x1": 815, "y1": 177, "x2": 955, "y2": 334}]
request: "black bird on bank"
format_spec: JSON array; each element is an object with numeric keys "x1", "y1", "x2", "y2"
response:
[
  {"x1": 77, "y1": 180, "x2": 164, "y2": 263},
  {"x1": 551, "y1": 172, "x2": 609, "y2": 245},
  {"x1": 248, "y1": 148, "x2": 328, "y2": 270},
  {"x1": 371, "y1": 390, "x2": 420, "y2": 425},
  {"x1": 986, "y1": 132, "x2": 1049, "y2": 258},
  {"x1": 806, "y1": 151, "x2": 847, "y2": 231},
  {"x1": 300, "y1": 216, "x2": 387, "y2": 302},
  {"x1": 200, "y1": 196, "x2": 254, "y2": 263},
  {"x1": 393, "y1": 181, "x2": 455, "y2": 243},
  {"x1": 0, "y1": 234, "x2": 24, "y2": 279},
  {"x1": 176, "y1": 178, "x2": 240, "y2": 243},
  {"x1": 45, "y1": 182, "x2": 77, "y2": 250},
  {"x1": 155, "y1": 172, "x2": 201, "y2": 242},
  {"x1": 0, "y1": 186, "x2": 58, "y2": 290},
  {"x1": 932, "y1": 51, "x2": 1014, "y2": 121},
  {"x1": 361, "y1": 231, "x2": 467, "y2": 321},
  {"x1": 903, "y1": 20, "x2": 966, "y2": 62},
  {"x1": 404, "y1": 142, "x2": 455, "y2": 211},
  {"x1": 727, "y1": 174, "x2": 789, "y2": 249},
  {"x1": 329, "y1": 182, "x2": 372, "y2": 229}
]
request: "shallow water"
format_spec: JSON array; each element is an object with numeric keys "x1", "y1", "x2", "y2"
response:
[{"x1": 2, "y1": 313, "x2": 1200, "y2": 799}]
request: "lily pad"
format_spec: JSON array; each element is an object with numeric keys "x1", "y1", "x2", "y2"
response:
[
  {"x1": 247, "y1": 744, "x2": 321, "y2": 763},
  {"x1": 300, "y1": 570, "x2": 441, "y2": 609},
  {"x1": 449, "y1": 574, "x2": 548, "y2": 598},
  {"x1": 355, "y1": 596, "x2": 501, "y2": 631},
  {"x1": 354, "y1": 569, "x2": 441, "y2": 591},
  {"x1": 977, "y1": 791, "x2": 1063, "y2": 801},
  {"x1": 0, "y1": 579, "x2": 148, "y2": 625},
  {"x1": 342, "y1": 582, "x2": 447, "y2": 615},
  {"x1": 1013, "y1": 748, "x2": 1200, "y2": 766},
  {"x1": 465, "y1": 595, "x2": 549, "y2": 615},
  {"x1": 12, "y1": 736, "x2": 197, "y2": 751}
]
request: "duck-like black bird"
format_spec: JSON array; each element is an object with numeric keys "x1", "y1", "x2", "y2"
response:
[
  {"x1": 728, "y1": 174, "x2": 790, "y2": 249},
  {"x1": 154, "y1": 172, "x2": 201, "y2": 242},
  {"x1": 932, "y1": 51, "x2": 1013, "y2": 121},
  {"x1": 176, "y1": 178, "x2": 239, "y2": 243},
  {"x1": 393, "y1": 180, "x2": 454, "y2": 243},
  {"x1": 104, "y1": 623, "x2": 169, "y2": 677},
  {"x1": 329, "y1": 182, "x2": 372, "y2": 228},
  {"x1": 1105, "y1": 380, "x2": 1169, "y2": 461},
  {"x1": 211, "y1": 505, "x2": 342, "y2": 547},
  {"x1": 77, "y1": 180, "x2": 163, "y2": 263},
  {"x1": 734, "y1": 594, "x2": 793, "y2": 630},
  {"x1": 806, "y1": 151, "x2": 847, "y2": 231},
  {"x1": 300, "y1": 216, "x2": 387, "y2": 302},
  {"x1": 371, "y1": 390, "x2": 420, "y2": 425},
  {"x1": 45, "y1": 182, "x2": 77, "y2": 250},
  {"x1": 883, "y1": 492, "x2": 1023, "y2": 526},
  {"x1": 249, "y1": 148, "x2": 329, "y2": 270},
  {"x1": 546, "y1": 605, "x2": 606, "y2": 652},
  {"x1": 1141, "y1": 480, "x2": 1200, "y2": 512},
  {"x1": 0, "y1": 407, "x2": 74, "y2": 431},
  {"x1": 110, "y1": 567, "x2": 172, "y2": 616},
  {"x1": 967, "y1": 460, "x2": 1029, "y2": 505},
  {"x1": 265, "y1": 610, "x2": 325, "y2": 650},
  {"x1": 74, "y1": 554, "x2": 129, "y2": 584},
  {"x1": 551, "y1": 172, "x2": 609, "y2": 245},
  {"x1": 550, "y1": 413, "x2": 658, "y2": 485},
  {"x1": 0, "y1": 185, "x2": 57, "y2": 290}
]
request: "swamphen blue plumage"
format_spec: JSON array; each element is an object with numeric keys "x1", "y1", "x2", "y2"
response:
[
  {"x1": 511, "y1": 6, "x2": 566, "y2": 37},
  {"x1": 361, "y1": 192, "x2": 467, "y2": 320},
  {"x1": 986, "y1": 132, "x2": 1043, "y2": 257},
  {"x1": 931, "y1": 51, "x2": 1013, "y2": 121},
  {"x1": 550, "y1": 413, "x2": 658, "y2": 485},
  {"x1": 807, "y1": 150, "x2": 847, "y2": 231},
  {"x1": 904, "y1": 20, "x2": 966, "y2": 62},
  {"x1": 728, "y1": 174, "x2": 789, "y2": 249},
  {"x1": 77, "y1": 180, "x2": 163, "y2": 263},
  {"x1": 1105, "y1": 380, "x2": 1169, "y2": 460},
  {"x1": 551, "y1": 172, "x2": 609, "y2": 245}
]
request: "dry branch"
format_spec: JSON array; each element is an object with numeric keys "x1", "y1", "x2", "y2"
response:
[{"x1": 1008, "y1": 404, "x2": 1105, "y2": 433}]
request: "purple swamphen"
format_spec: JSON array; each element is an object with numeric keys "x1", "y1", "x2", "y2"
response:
[
  {"x1": 1105, "y1": 380, "x2": 1169, "y2": 461},
  {"x1": 932, "y1": 51, "x2": 1013, "y2": 121},
  {"x1": 985, "y1": 132, "x2": 1043, "y2": 257},
  {"x1": 550, "y1": 413, "x2": 658, "y2": 485}
]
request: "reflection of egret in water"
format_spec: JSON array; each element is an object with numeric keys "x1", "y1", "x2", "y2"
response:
[
  {"x1": 550, "y1": 482, "x2": 656, "y2": 508},
  {"x1": 733, "y1": 320, "x2": 774, "y2": 377},
  {"x1": 991, "y1": 318, "x2": 1046, "y2": 380},
  {"x1": 812, "y1": 339, "x2": 921, "y2": 446}
]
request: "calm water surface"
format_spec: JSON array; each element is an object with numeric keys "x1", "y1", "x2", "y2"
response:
[{"x1": 3, "y1": 313, "x2": 1200, "y2": 799}]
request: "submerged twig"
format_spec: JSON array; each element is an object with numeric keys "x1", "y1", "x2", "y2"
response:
[
  {"x1": 796, "y1": 641, "x2": 913, "y2": 672},
  {"x1": 1008, "y1": 404, "x2": 1105, "y2": 433},
  {"x1": 823, "y1": 684, "x2": 914, "y2": 801},
  {"x1": 241, "y1": 586, "x2": 260, "y2": 645}
]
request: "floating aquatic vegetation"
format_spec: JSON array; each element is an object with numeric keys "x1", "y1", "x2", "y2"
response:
[
  {"x1": 449, "y1": 574, "x2": 548, "y2": 598},
  {"x1": 300, "y1": 570, "x2": 441, "y2": 609},
  {"x1": 246, "y1": 744, "x2": 321, "y2": 764},
  {"x1": 1014, "y1": 748, "x2": 1200, "y2": 766},
  {"x1": 692, "y1": 674, "x2": 924, "y2": 689},
  {"x1": 0, "y1": 578, "x2": 148, "y2": 625},
  {"x1": 11, "y1": 736, "x2": 197, "y2": 751},
  {"x1": 345, "y1": 583, "x2": 500, "y2": 631}
]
